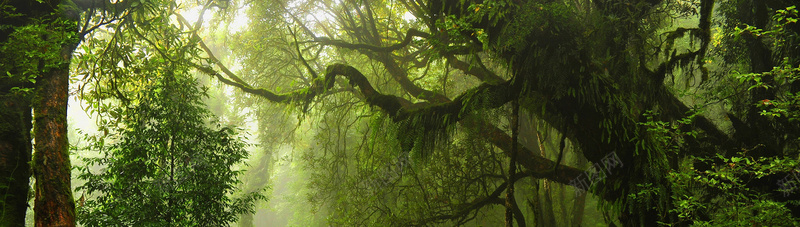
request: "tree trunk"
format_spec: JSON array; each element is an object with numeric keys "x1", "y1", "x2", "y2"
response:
[
  {"x1": 238, "y1": 149, "x2": 272, "y2": 227},
  {"x1": 538, "y1": 181, "x2": 557, "y2": 227},
  {"x1": 570, "y1": 157, "x2": 588, "y2": 227},
  {"x1": 32, "y1": 38, "x2": 79, "y2": 227},
  {"x1": 505, "y1": 100, "x2": 520, "y2": 227},
  {"x1": 1, "y1": 1, "x2": 53, "y2": 225},
  {"x1": 0, "y1": 91, "x2": 33, "y2": 227}
]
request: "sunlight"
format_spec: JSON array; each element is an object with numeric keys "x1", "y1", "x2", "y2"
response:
[
  {"x1": 403, "y1": 11, "x2": 415, "y2": 22},
  {"x1": 307, "y1": 7, "x2": 335, "y2": 25},
  {"x1": 229, "y1": 8, "x2": 249, "y2": 33},
  {"x1": 177, "y1": 3, "x2": 249, "y2": 33},
  {"x1": 178, "y1": 5, "x2": 204, "y2": 26}
]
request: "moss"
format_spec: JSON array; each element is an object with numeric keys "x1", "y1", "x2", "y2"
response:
[{"x1": 0, "y1": 95, "x2": 33, "y2": 226}]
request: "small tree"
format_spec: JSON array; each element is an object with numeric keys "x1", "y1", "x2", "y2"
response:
[{"x1": 76, "y1": 67, "x2": 263, "y2": 226}]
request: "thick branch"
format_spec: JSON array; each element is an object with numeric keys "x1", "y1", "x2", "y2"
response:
[
  {"x1": 191, "y1": 42, "x2": 590, "y2": 193},
  {"x1": 313, "y1": 30, "x2": 449, "y2": 103},
  {"x1": 192, "y1": 32, "x2": 590, "y2": 191},
  {"x1": 444, "y1": 54, "x2": 505, "y2": 84}
]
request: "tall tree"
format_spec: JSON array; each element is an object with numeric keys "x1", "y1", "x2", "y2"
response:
[
  {"x1": 0, "y1": 2, "x2": 41, "y2": 225},
  {"x1": 31, "y1": 16, "x2": 81, "y2": 227},
  {"x1": 1, "y1": 1, "x2": 82, "y2": 225},
  {"x1": 1, "y1": 0, "x2": 141, "y2": 225},
  {"x1": 77, "y1": 65, "x2": 262, "y2": 226}
]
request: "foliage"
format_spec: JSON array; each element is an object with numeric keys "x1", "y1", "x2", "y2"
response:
[
  {"x1": 733, "y1": 5, "x2": 798, "y2": 56},
  {"x1": 736, "y1": 56, "x2": 800, "y2": 120},
  {"x1": 636, "y1": 91, "x2": 800, "y2": 226},
  {"x1": 665, "y1": 153, "x2": 800, "y2": 226},
  {"x1": 62, "y1": 0, "x2": 800, "y2": 226},
  {"x1": 75, "y1": 66, "x2": 263, "y2": 226},
  {"x1": 638, "y1": 110, "x2": 700, "y2": 155},
  {"x1": 0, "y1": 17, "x2": 78, "y2": 95},
  {"x1": 653, "y1": 4, "x2": 800, "y2": 226}
]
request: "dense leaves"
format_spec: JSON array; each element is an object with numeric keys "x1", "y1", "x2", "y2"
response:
[
  {"x1": 2, "y1": 0, "x2": 800, "y2": 226},
  {"x1": 75, "y1": 66, "x2": 263, "y2": 226}
]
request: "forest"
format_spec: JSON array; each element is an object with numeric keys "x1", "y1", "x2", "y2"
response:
[{"x1": 1, "y1": 0, "x2": 799, "y2": 226}]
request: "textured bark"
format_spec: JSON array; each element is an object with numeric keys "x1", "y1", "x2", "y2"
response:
[
  {"x1": 32, "y1": 39, "x2": 79, "y2": 227},
  {"x1": 0, "y1": 92, "x2": 33, "y2": 227},
  {"x1": 1, "y1": 1, "x2": 52, "y2": 225}
]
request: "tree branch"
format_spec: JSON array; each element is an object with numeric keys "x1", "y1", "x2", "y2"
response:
[
  {"x1": 313, "y1": 28, "x2": 430, "y2": 53},
  {"x1": 411, "y1": 170, "x2": 538, "y2": 226}
]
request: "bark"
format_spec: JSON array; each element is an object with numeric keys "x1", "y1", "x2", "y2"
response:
[
  {"x1": 0, "y1": 91, "x2": 33, "y2": 227},
  {"x1": 199, "y1": 4, "x2": 727, "y2": 218},
  {"x1": 1, "y1": 1, "x2": 62, "y2": 225},
  {"x1": 32, "y1": 35, "x2": 79, "y2": 227},
  {"x1": 532, "y1": 131, "x2": 556, "y2": 227},
  {"x1": 505, "y1": 100, "x2": 519, "y2": 227}
]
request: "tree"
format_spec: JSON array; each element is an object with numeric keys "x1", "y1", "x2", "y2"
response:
[
  {"x1": 0, "y1": 4, "x2": 37, "y2": 225},
  {"x1": 76, "y1": 64, "x2": 263, "y2": 226},
  {"x1": 1, "y1": 1, "x2": 83, "y2": 225},
  {"x1": 1, "y1": 0, "x2": 247, "y2": 225},
  {"x1": 70, "y1": 0, "x2": 800, "y2": 225},
  {"x1": 198, "y1": 0, "x2": 798, "y2": 225}
]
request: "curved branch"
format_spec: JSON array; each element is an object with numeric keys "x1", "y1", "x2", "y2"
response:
[
  {"x1": 187, "y1": 20, "x2": 589, "y2": 189},
  {"x1": 288, "y1": 11, "x2": 446, "y2": 103},
  {"x1": 323, "y1": 64, "x2": 408, "y2": 114},
  {"x1": 192, "y1": 64, "x2": 291, "y2": 102},
  {"x1": 314, "y1": 29, "x2": 430, "y2": 52},
  {"x1": 289, "y1": 27, "x2": 319, "y2": 80},
  {"x1": 176, "y1": 14, "x2": 249, "y2": 86},
  {"x1": 460, "y1": 117, "x2": 589, "y2": 190},
  {"x1": 196, "y1": 60, "x2": 594, "y2": 202},
  {"x1": 191, "y1": 47, "x2": 591, "y2": 196}
]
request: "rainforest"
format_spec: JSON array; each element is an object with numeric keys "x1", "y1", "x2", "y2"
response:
[{"x1": 1, "y1": 0, "x2": 800, "y2": 226}]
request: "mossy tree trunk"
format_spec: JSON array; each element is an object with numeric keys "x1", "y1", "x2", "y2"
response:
[
  {"x1": 1, "y1": 0, "x2": 128, "y2": 225},
  {"x1": 31, "y1": 8, "x2": 81, "y2": 226},
  {"x1": 0, "y1": 90, "x2": 33, "y2": 227},
  {"x1": 32, "y1": 42, "x2": 80, "y2": 227},
  {"x1": 1, "y1": 1, "x2": 60, "y2": 226},
  {"x1": 32, "y1": 43, "x2": 79, "y2": 227}
]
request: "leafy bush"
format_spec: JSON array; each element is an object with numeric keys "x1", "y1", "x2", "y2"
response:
[{"x1": 76, "y1": 69, "x2": 264, "y2": 226}]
